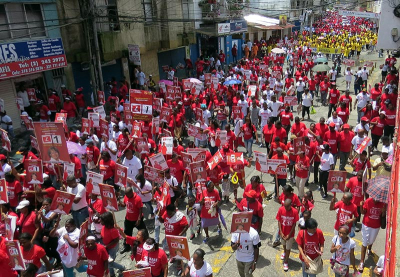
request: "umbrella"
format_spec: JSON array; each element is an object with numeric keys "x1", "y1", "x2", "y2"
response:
[
  {"x1": 271, "y1": 48, "x2": 285, "y2": 54},
  {"x1": 188, "y1": 78, "x2": 202, "y2": 84},
  {"x1": 158, "y1": 80, "x2": 173, "y2": 86},
  {"x1": 312, "y1": 64, "x2": 331, "y2": 72},
  {"x1": 223, "y1": 79, "x2": 241, "y2": 85},
  {"x1": 218, "y1": 208, "x2": 228, "y2": 230},
  {"x1": 366, "y1": 175, "x2": 390, "y2": 204},
  {"x1": 316, "y1": 57, "x2": 328, "y2": 63},
  {"x1": 67, "y1": 141, "x2": 86, "y2": 155}
]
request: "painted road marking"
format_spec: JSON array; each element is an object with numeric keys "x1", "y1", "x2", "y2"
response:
[
  {"x1": 274, "y1": 231, "x2": 379, "y2": 276},
  {"x1": 210, "y1": 245, "x2": 234, "y2": 274}
]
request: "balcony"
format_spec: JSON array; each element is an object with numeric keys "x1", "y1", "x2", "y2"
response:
[{"x1": 198, "y1": 0, "x2": 249, "y2": 20}]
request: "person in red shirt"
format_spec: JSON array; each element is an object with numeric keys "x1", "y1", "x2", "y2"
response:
[
  {"x1": 63, "y1": 97, "x2": 77, "y2": 125},
  {"x1": 383, "y1": 102, "x2": 396, "y2": 139},
  {"x1": 238, "y1": 190, "x2": 264, "y2": 233},
  {"x1": 291, "y1": 117, "x2": 306, "y2": 138},
  {"x1": 351, "y1": 151, "x2": 371, "y2": 179},
  {"x1": 280, "y1": 105, "x2": 294, "y2": 134},
  {"x1": 19, "y1": 232, "x2": 52, "y2": 273},
  {"x1": 370, "y1": 83, "x2": 381, "y2": 101},
  {"x1": 327, "y1": 83, "x2": 340, "y2": 118},
  {"x1": 330, "y1": 192, "x2": 359, "y2": 234},
  {"x1": 85, "y1": 139, "x2": 100, "y2": 169},
  {"x1": 159, "y1": 204, "x2": 189, "y2": 239},
  {"x1": 323, "y1": 122, "x2": 339, "y2": 157},
  {"x1": 336, "y1": 102, "x2": 350, "y2": 123},
  {"x1": 139, "y1": 238, "x2": 168, "y2": 276},
  {"x1": 276, "y1": 198, "x2": 299, "y2": 271},
  {"x1": 242, "y1": 117, "x2": 259, "y2": 157},
  {"x1": 167, "y1": 153, "x2": 184, "y2": 184},
  {"x1": 315, "y1": 117, "x2": 328, "y2": 135},
  {"x1": 74, "y1": 88, "x2": 86, "y2": 117},
  {"x1": 358, "y1": 198, "x2": 386, "y2": 271},
  {"x1": 271, "y1": 148, "x2": 290, "y2": 196},
  {"x1": 370, "y1": 111, "x2": 386, "y2": 149},
  {"x1": 296, "y1": 218, "x2": 325, "y2": 275},
  {"x1": 295, "y1": 152, "x2": 310, "y2": 199},
  {"x1": 319, "y1": 78, "x2": 329, "y2": 105},
  {"x1": 119, "y1": 80, "x2": 128, "y2": 100},
  {"x1": 338, "y1": 124, "x2": 354, "y2": 171},
  {"x1": 345, "y1": 171, "x2": 367, "y2": 232},
  {"x1": 16, "y1": 200, "x2": 37, "y2": 236},
  {"x1": 99, "y1": 151, "x2": 116, "y2": 183},
  {"x1": 47, "y1": 90, "x2": 61, "y2": 120},
  {"x1": 339, "y1": 89, "x2": 353, "y2": 110},
  {"x1": 0, "y1": 236, "x2": 18, "y2": 276},
  {"x1": 5, "y1": 172, "x2": 22, "y2": 209},
  {"x1": 37, "y1": 101, "x2": 51, "y2": 122},
  {"x1": 82, "y1": 237, "x2": 109, "y2": 277},
  {"x1": 308, "y1": 75, "x2": 317, "y2": 97},
  {"x1": 119, "y1": 187, "x2": 146, "y2": 253},
  {"x1": 198, "y1": 180, "x2": 222, "y2": 242},
  {"x1": 262, "y1": 119, "x2": 275, "y2": 152},
  {"x1": 272, "y1": 121, "x2": 288, "y2": 144}
]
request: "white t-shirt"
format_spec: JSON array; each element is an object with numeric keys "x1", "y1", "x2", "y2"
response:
[
  {"x1": 67, "y1": 183, "x2": 87, "y2": 211},
  {"x1": 376, "y1": 255, "x2": 384, "y2": 271},
  {"x1": 351, "y1": 135, "x2": 372, "y2": 150},
  {"x1": 187, "y1": 259, "x2": 213, "y2": 277},
  {"x1": 231, "y1": 227, "x2": 260, "y2": 263},
  {"x1": 331, "y1": 235, "x2": 356, "y2": 266},
  {"x1": 202, "y1": 110, "x2": 212, "y2": 126},
  {"x1": 356, "y1": 93, "x2": 370, "y2": 108},
  {"x1": 77, "y1": 144, "x2": 87, "y2": 165},
  {"x1": 319, "y1": 152, "x2": 334, "y2": 171},
  {"x1": 122, "y1": 156, "x2": 142, "y2": 180},
  {"x1": 354, "y1": 123, "x2": 369, "y2": 133},
  {"x1": 302, "y1": 93, "x2": 313, "y2": 107},
  {"x1": 0, "y1": 163, "x2": 11, "y2": 179},
  {"x1": 296, "y1": 81, "x2": 305, "y2": 92},
  {"x1": 382, "y1": 144, "x2": 393, "y2": 156},
  {"x1": 268, "y1": 101, "x2": 283, "y2": 117},
  {"x1": 100, "y1": 140, "x2": 117, "y2": 161},
  {"x1": 137, "y1": 180, "x2": 153, "y2": 203},
  {"x1": 17, "y1": 90, "x2": 30, "y2": 107},
  {"x1": 259, "y1": 108, "x2": 272, "y2": 127},
  {"x1": 237, "y1": 100, "x2": 249, "y2": 117},
  {"x1": 112, "y1": 131, "x2": 121, "y2": 141},
  {"x1": 56, "y1": 227, "x2": 80, "y2": 268},
  {"x1": 166, "y1": 176, "x2": 179, "y2": 197},
  {"x1": 326, "y1": 117, "x2": 343, "y2": 131},
  {"x1": 329, "y1": 69, "x2": 337, "y2": 81}
]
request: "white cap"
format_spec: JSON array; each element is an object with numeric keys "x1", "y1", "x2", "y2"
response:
[
  {"x1": 143, "y1": 242, "x2": 154, "y2": 250},
  {"x1": 299, "y1": 77, "x2": 303, "y2": 80},
  {"x1": 380, "y1": 110, "x2": 386, "y2": 115},
  {"x1": 263, "y1": 91, "x2": 268, "y2": 96},
  {"x1": 61, "y1": 84, "x2": 66, "y2": 88},
  {"x1": 43, "y1": 173, "x2": 49, "y2": 179},
  {"x1": 86, "y1": 236, "x2": 96, "y2": 241},
  {"x1": 16, "y1": 200, "x2": 30, "y2": 210},
  {"x1": 382, "y1": 148, "x2": 389, "y2": 153}
]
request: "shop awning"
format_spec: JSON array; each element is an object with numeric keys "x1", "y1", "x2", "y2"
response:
[
  {"x1": 245, "y1": 14, "x2": 294, "y2": 30},
  {"x1": 196, "y1": 26, "x2": 219, "y2": 37},
  {"x1": 253, "y1": 24, "x2": 295, "y2": 30}
]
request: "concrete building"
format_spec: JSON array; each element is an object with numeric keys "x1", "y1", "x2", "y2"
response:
[
  {"x1": 377, "y1": 0, "x2": 400, "y2": 50},
  {"x1": 0, "y1": 0, "x2": 66, "y2": 129}
]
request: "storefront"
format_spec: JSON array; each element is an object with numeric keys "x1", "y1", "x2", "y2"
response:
[{"x1": 0, "y1": 38, "x2": 67, "y2": 129}]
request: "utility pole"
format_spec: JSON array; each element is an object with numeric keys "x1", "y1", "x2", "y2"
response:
[{"x1": 89, "y1": 0, "x2": 104, "y2": 92}]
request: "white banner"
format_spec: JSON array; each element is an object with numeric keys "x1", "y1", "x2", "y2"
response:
[
  {"x1": 128, "y1": 44, "x2": 141, "y2": 65},
  {"x1": 217, "y1": 23, "x2": 230, "y2": 34},
  {"x1": 339, "y1": 10, "x2": 380, "y2": 19}
]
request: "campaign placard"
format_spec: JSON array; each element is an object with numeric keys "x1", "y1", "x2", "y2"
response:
[
  {"x1": 284, "y1": 96, "x2": 298, "y2": 106},
  {"x1": 33, "y1": 122, "x2": 69, "y2": 163},
  {"x1": 27, "y1": 88, "x2": 37, "y2": 102},
  {"x1": 231, "y1": 212, "x2": 252, "y2": 233},
  {"x1": 211, "y1": 76, "x2": 219, "y2": 90},
  {"x1": 187, "y1": 149, "x2": 207, "y2": 163},
  {"x1": 25, "y1": 159, "x2": 43, "y2": 185},
  {"x1": 327, "y1": 171, "x2": 347, "y2": 193},
  {"x1": 356, "y1": 137, "x2": 371, "y2": 154},
  {"x1": 93, "y1": 105, "x2": 106, "y2": 119},
  {"x1": 181, "y1": 152, "x2": 193, "y2": 170},
  {"x1": 99, "y1": 118, "x2": 109, "y2": 138},
  {"x1": 131, "y1": 121, "x2": 142, "y2": 138},
  {"x1": 166, "y1": 236, "x2": 190, "y2": 262},
  {"x1": 160, "y1": 107, "x2": 172, "y2": 123},
  {"x1": 187, "y1": 124, "x2": 207, "y2": 141},
  {"x1": 195, "y1": 108, "x2": 203, "y2": 123},
  {"x1": 207, "y1": 151, "x2": 223, "y2": 170},
  {"x1": 97, "y1": 90, "x2": 105, "y2": 104},
  {"x1": 136, "y1": 137, "x2": 149, "y2": 154},
  {"x1": 81, "y1": 118, "x2": 92, "y2": 135},
  {"x1": 78, "y1": 220, "x2": 89, "y2": 256},
  {"x1": 160, "y1": 137, "x2": 173, "y2": 155},
  {"x1": 129, "y1": 89, "x2": 153, "y2": 121},
  {"x1": 204, "y1": 73, "x2": 212, "y2": 86},
  {"x1": 50, "y1": 190, "x2": 75, "y2": 215},
  {"x1": 0, "y1": 179, "x2": 8, "y2": 204},
  {"x1": 21, "y1": 115, "x2": 34, "y2": 130},
  {"x1": 16, "y1": 98, "x2": 24, "y2": 111},
  {"x1": 226, "y1": 152, "x2": 245, "y2": 165},
  {"x1": 88, "y1": 112, "x2": 100, "y2": 127},
  {"x1": 254, "y1": 151, "x2": 268, "y2": 172},
  {"x1": 182, "y1": 79, "x2": 193, "y2": 90},
  {"x1": 266, "y1": 159, "x2": 287, "y2": 175},
  {"x1": 144, "y1": 166, "x2": 165, "y2": 184},
  {"x1": 232, "y1": 106, "x2": 243, "y2": 120},
  {"x1": 293, "y1": 137, "x2": 306, "y2": 155},
  {"x1": 99, "y1": 183, "x2": 119, "y2": 211},
  {"x1": 63, "y1": 163, "x2": 75, "y2": 182},
  {"x1": 148, "y1": 153, "x2": 168, "y2": 171},
  {"x1": 152, "y1": 117, "x2": 160, "y2": 135},
  {"x1": 1, "y1": 129, "x2": 11, "y2": 152},
  {"x1": 115, "y1": 164, "x2": 128, "y2": 187},
  {"x1": 166, "y1": 85, "x2": 175, "y2": 102},
  {"x1": 86, "y1": 171, "x2": 104, "y2": 195},
  {"x1": 248, "y1": 85, "x2": 257, "y2": 97},
  {"x1": 190, "y1": 161, "x2": 207, "y2": 183},
  {"x1": 122, "y1": 268, "x2": 152, "y2": 277},
  {"x1": 6, "y1": 240, "x2": 25, "y2": 270},
  {"x1": 215, "y1": 130, "x2": 227, "y2": 148},
  {"x1": 30, "y1": 135, "x2": 40, "y2": 154}
]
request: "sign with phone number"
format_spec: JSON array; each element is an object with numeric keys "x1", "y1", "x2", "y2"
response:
[{"x1": 0, "y1": 38, "x2": 67, "y2": 80}]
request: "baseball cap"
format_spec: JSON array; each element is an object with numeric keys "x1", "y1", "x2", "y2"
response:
[
  {"x1": 65, "y1": 97, "x2": 71, "y2": 100},
  {"x1": 380, "y1": 110, "x2": 386, "y2": 115},
  {"x1": 329, "y1": 122, "x2": 335, "y2": 127},
  {"x1": 143, "y1": 242, "x2": 154, "y2": 251},
  {"x1": 245, "y1": 190, "x2": 257, "y2": 199},
  {"x1": 382, "y1": 148, "x2": 389, "y2": 153},
  {"x1": 0, "y1": 154, "x2": 6, "y2": 160},
  {"x1": 85, "y1": 139, "x2": 94, "y2": 145},
  {"x1": 290, "y1": 134, "x2": 297, "y2": 140},
  {"x1": 16, "y1": 200, "x2": 30, "y2": 210},
  {"x1": 361, "y1": 116, "x2": 369, "y2": 122},
  {"x1": 343, "y1": 124, "x2": 350, "y2": 129},
  {"x1": 178, "y1": 101, "x2": 183, "y2": 105},
  {"x1": 61, "y1": 84, "x2": 66, "y2": 88}
]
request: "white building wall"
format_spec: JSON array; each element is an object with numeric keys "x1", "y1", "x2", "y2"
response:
[{"x1": 377, "y1": 0, "x2": 400, "y2": 50}]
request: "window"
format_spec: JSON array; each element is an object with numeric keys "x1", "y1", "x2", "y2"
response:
[
  {"x1": 107, "y1": 0, "x2": 120, "y2": 31},
  {"x1": 182, "y1": 0, "x2": 190, "y2": 20},
  {"x1": 0, "y1": 3, "x2": 46, "y2": 40},
  {"x1": 142, "y1": 0, "x2": 153, "y2": 22}
]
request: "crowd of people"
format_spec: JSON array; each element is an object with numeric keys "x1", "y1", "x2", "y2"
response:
[{"x1": 0, "y1": 10, "x2": 396, "y2": 277}]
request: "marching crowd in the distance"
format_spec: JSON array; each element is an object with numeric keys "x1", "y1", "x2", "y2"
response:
[{"x1": 0, "y1": 10, "x2": 396, "y2": 277}]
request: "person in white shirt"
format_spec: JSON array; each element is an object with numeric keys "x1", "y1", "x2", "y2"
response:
[
  {"x1": 350, "y1": 129, "x2": 372, "y2": 158},
  {"x1": 185, "y1": 248, "x2": 213, "y2": 277},
  {"x1": 135, "y1": 67, "x2": 146, "y2": 89},
  {"x1": 167, "y1": 67, "x2": 175, "y2": 80},
  {"x1": 301, "y1": 89, "x2": 313, "y2": 120},
  {"x1": 66, "y1": 175, "x2": 89, "y2": 227},
  {"x1": 201, "y1": 104, "x2": 212, "y2": 126},
  {"x1": 296, "y1": 78, "x2": 306, "y2": 104},
  {"x1": 361, "y1": 66, "x2": 369, "y2": 86},
  {"x1": 0, "y1": 154, "x2": 11, "y2": 179},
  {"x1": 259, "y1": 92, "x2": 270, "y2": 106},
  {"x1": 237, "y1": 95, "x2": 249, "y2": 117},
  {"x1": 345, "y1": 67, "x2": 353, "y2": 89},
  {"x1": 122, "y1": 149, "x2": 143, "y2": 180},
  {"x1": 326, "y1": 111, "x2": 343, "y2": 131},
  {"x1": 319, "y1": 144, "x2": 335, "y2": 198},
  {"x1": 258, "y1": 102, "x2": 272, "y2": 131},
  {"x1": 135, "y1": 174, "x2": 154, "y2": 218},
  {"x1": 17, "y1": 84, "x2": 30, "y2": 110},
  {"x1": 274, "y1": 78, "x2": 284, "y2": 97},
  {"x1": 0, "y1": 110, "x2": 14, "y2": 138},
  {"x1": 100, "y1": 135, "x2": 118, "y2": 161},
  {"x1": 112, "y1": 124, "x2": 122, "y2": 142},
  {"x1": 381, "y1": 136, "x2": 393, "y2": 156},
  {"x1": 374, "y1": 255, "x2": 385, "y2": 276},
  {"x1": 268, "y1": 95, "x2": 283, "y2": 122},
  {"x1": 329, "y1": 66, "x2": 337, "y2": 82},
  {"x1": 268, "y1": 76, "x2": 276, "y2": 89},
  {"x1": 231, "y1": 226, "x2": 260, "y2": 277},
  {"x1": 354, "y1": 89, "x2": 371, "y2": 123}
]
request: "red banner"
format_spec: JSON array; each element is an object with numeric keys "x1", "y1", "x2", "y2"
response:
[
  {"x1": 231, "y1": 212, "x2": 252, "y2": 233},
  {"x1": 207, "y1": 151, "x2": 223, "y2": 170},
  {"x1": 160, "y1": 107, "x2": 172, "y2": 123},
  {"x1": 50, "y1": 190, "x2": 75, "y2": 215},
  {"x1": 33, "y1": 122, "x2": 69, "y2": 163},
  {"x1": 6, "y1": 240, "x2": 25, "y2": 270},
  {"x1": 327, "y1": 170, "x2": 347, "y2": 193},
  {"x1": 99, "y1": 183, "x2": 119, "y2": 212},
  {"x1": 144, "y1": 165, "x2": 165, "y2": 184},
  {"x1": 25, "y1": 159, "x2": 43, "y2": 185},
  {"x1": 129, "y1": 89, "x2": 153, "y2": 121},
  {"x1": 115, "y1": 164, "x2": 128, "y2": 187},
  {"x1": 0, "y1": 179, "x2": 8, "y2": 204},
  {"x1": 190, "y1": 161, "x2": 207, "y2": 183},
  {"x1": 165, "y1": 235, "x2": 190, "y2": 261}
]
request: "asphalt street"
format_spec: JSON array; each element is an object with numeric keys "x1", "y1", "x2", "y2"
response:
[{"x1": 75, "y1": 50, "x2": 387, "y2": 277}]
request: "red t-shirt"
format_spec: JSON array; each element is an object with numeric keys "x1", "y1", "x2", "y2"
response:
[
  {"x1": 295, "y1": 155, "x2": 310, "y2": 178},
  {"x1": 383, "y1": 108, "x2": 396, "y2": 126},
  {"x1": 123, "y1": 193, "x2": 143, "y2": 221},
  {"x1": 308, "y1": 80, "x2": 316, "y2": 91},
  {"x1": 240, "y1": 198, "x2": 264, "y2": 230},
  {"x1": 6, "y1": 180, "x2": 22, "y2": 208},
  {"x1": 200, "y1": 189, "x2": 221, "y2": 218},
  {"x1": 280, "y1": 111, "x2": 293, "y2": 126},
  {"x1": 243, "y1": 183, "x2": 266, "y2": 204},
  {"x1": 101, "y1": 226, "x2": 119, "y2": 248},
  {"x1": 126, "y1": 236, "x2": 144, "y2": 262},
  {"x1": 291, "y1": 122, "x2": 306, "y2": 137},
  {"x1": 276, "y1": 206, "x2": 299, "y2": 238},
  {"x1": 63, "y1": 101, "x2": 77, "y2": 118},
  {"x1": 141, "y1": 249, "x2": 168, "y2": 276},
  {"x1": 352, "y1": 158, "x2": 371, "y2": 173},
  {"x1": 39, "y1": 105, "x2": 50, "y2": 120},
  {"x1": 84, "y1": 244, "x2": 109, "y2": 277},
  {"x1": 273, "y1": 128, "x2": 287, "y2": 143},
  {"x1": 166, "y1": 159, "x2": 184, "y2": 183},
  {"x1": 336, "y1": 107, "x2": 349, "y2": 123},
  {"x1": 315, "y1": 123, "x2": 328, "y2": 136},
  {"x1": 370, "y1": 88, "x2": 381, "y2": 101},
  {"x1": 48, "y1": 95, "x2": 60, "y2": 111},
  {"x1": 18, "y1": 211, "x2": 37, "y2": 236},
  {"x1": 346, "y1": 176, "x2": 365, "y2": 206},
  {"x1": 0, "y1": 238, "x2": 17, "y2": 276},
  {"x1": 338, "y1": 131, "x2": 354, "y2": 152},
  {"x1": 75, "y1": 93, "x2": 86, "y2": 107},
  {"x1": 86, "y1": 146, "x2": 100, "y2": 163},
  {"x1": 296, "y1": 228, "x2": 325, "y2": 261},
  {"x1": 362, "y1": 198, "x2": 385, "y2": 229},
  {"x1": 279, "y1": 193, "x2": 301, "y2": 207},
  {"x1": 71, "y1": 155, "x2": 82, "y2": 178},
  {"x1": 262, "y1": 124, "x2": 275, "y2": 142},
  {"x1": 117, "y1": 134, "x2": 130, "y2": 151},
  {"x1": 242, "y1": 123, "x2": 256, "y2": 140},
  {"x1": 339, "y1": 95, "x2": 352, "y2": 109},
  {"x1": 271, "y1": 154, "x2": 290, "y2": 179},
  {"x1": 99, "y1": 159, "x2": 116, "y2": 180},
  {"x1": 334, "y1": 201, "x2": 359, "y2": 230},
  {"x1": 329, "y1": 89, "x2": 340, "y2": 104},
  {"x1": 323, "y1": 130, "x2": 339, "y2": 154},
  {"x1": 370, "y1": 117, "x2": 385, "y2": 136},
  {"x1": 162, "y1": 211, "x2": 188, "y2": 236},
  {"x1": 20, "y1": 244, "x2": 46, "y2": 269},
  {"x1": 231, "y1": 159, "x2": 249, "y2": 181}
]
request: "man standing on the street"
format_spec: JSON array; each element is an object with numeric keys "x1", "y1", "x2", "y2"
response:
[
  {"x1": 66, "y1": 175, "x2": 89, "y2": 227},
  {"x1": 354, "y1": 88, "x2": 370, "y2": 123},
  {"x1": 232, "y1": 44, "x2": 238, "y2": 63},
  {"x1": 231, "y1": 226, "x2": 260, "y2": 277},
  {"x1": 135, "y1": 67, "x2": 146, "y2": 89}
]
